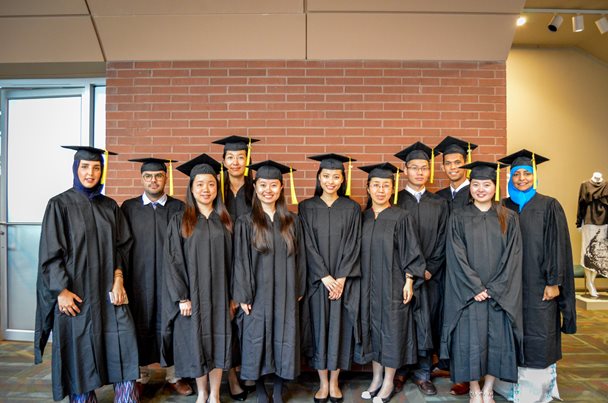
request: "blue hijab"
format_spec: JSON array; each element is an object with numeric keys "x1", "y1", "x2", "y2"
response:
[
  {"x1": 72, "y1": 159, "x2": 104, "y2": 200},
  {"x1": 508, "y1": 165, "x2": 536, "y2": 212}
]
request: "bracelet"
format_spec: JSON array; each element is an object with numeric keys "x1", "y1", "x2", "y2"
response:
[
  {"x1": 405, "y1": 273, "x2": 414, "y2": 279},
  {"x1": 179, "y1": 299, "x2": 189, "y2": 303}
]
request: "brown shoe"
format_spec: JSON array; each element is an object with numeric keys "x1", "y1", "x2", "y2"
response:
[
  {"x1": 393, "y1": 374, "x2": 406, "y2": 393},
  {"x1": 450, "y1": 382, "x2": 470, "y2": 396},
  {"x1": 167, "y1": 379, "x2": 193, "y2": 396},
  {"x1": 413, "y1": 379, "x2": 437, "y2": 396}
]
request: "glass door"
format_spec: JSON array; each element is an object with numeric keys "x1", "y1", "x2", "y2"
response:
[{"x1": 0, "y1": 85, "x2": 100, "y2": 341}]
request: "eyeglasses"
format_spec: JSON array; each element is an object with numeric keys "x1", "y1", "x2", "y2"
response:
[
  {"x1": 407, "y1": 166, "x2": 429, "y2": 172},
  {"x1": 142, "y1": 173, "x2": 165, "y2": 182},
  {"x1": 369, "y1": 183, "x2": 392, "y2": 191}
]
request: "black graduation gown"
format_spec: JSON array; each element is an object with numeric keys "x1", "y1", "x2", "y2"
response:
[
  {"x1": 162, "y1": 211, "x2": 232, "y2": 378},
  {"x1": 226, "y1": 185, "x2": 251, "y2": 222},
  {"x1": 121, "y1": 195, "x2": 184, "y2": 366},
  {"x1": 503, "y1": 194, "x2": 577, "y2": 369},
  {"x1": 355, "y1": 207, "x2": 426, "y2": 369},
  {"x1": 34, "y1": 189, "x2": 139, "y2": 401},
  {"x1": 437, "y1": 185, "x2": 471, "y2": 213},
  {"x1": 299, "y1": 196, "x2": 361, "y2": 371},
  {"x1": 232, "y1": 212, "x2": 307, "y2": 380},
  {"x1": 396, "y1": 190, "x2": 448, "y2": 354},
  {"x1": 441, "y1": 204, "x2": 523, "y2": 383}
]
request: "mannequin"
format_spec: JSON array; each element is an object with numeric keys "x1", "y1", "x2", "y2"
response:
[{"x1": 577, "y1": 172, "x2": 608, "y2": 297}]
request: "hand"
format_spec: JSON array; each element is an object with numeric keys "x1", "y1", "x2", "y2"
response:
[
  {"x1": 329, "y1": 277, "x2": 346, "y2": 300},
  {"x1": 57, "y1": 289, "x2": 82, "y2": 316},
  {"x1": 474, "y1": 289, "x2": 490, "y2": 302},
  {"x1": 179, "y1": 300, "x2": 192, "y2": 316},
  {"x1": 403, "y1": 278, "x2": 414, "y2": 304},
  {"x1": 321, "y1": 275, "x2": 340, "y2": 297},
  {"x1": 111, "y1": 276, "x2": 128, "y2": 305},
  {"x1": 424, "y1": 270, "x2": 432, "y2": 281},
  {"x1": 240, "y1": 303, "x2": 252, "y2": 315},
  {"x1": 229, "y1": 299, "x2": 239, "y2": 320},
  {"x1": 543, "y1": 285, "x2": 560, "y2": 301}
]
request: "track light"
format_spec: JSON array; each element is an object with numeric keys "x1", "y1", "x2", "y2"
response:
[
  {"x1": 596, "y1": 16, "x2": 608, "y2": 34},
  {"x1": 572, "y1": 15, "x2": 584, "y2": 32},
  {"x1": 548, "y1": 15, "x2": 563, "y2": 32}
]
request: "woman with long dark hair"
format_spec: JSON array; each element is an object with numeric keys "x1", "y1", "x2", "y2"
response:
[
  {"x1": 299, "y1": 154, "x2": 361, "y2": 403},
  {"x1": 163, "y1": 154, "x2": 233, "y2": 403},
  {"x1": 441, "y1": 161, "x2": 523, "y2": 403},
  {"x1": 355, "y1": 163, "x2": 425, "y2": 403},
  {"x1": 232, "y1": 160, "x2": 306, "y2": 403}
]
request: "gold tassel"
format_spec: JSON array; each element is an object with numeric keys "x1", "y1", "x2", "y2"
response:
[
  {"x1": 495, "y1": 164, "x2": 501, "y2": 202},
  {"x1": 345, "y1": 157, "x2": 352, "y2": 196},
  {"x1": 220, "y1": 162, "x2": 225, "y2": 202},
  {"x1": 101, "y1": 149, "x2": 109, "y2": 185},
  {"x1": 430, "y1": 148, "x2": 435, "y2": 184},
  {"x1": 289, "y1": 166, "x2": 298, "y2": 205},
  {"x1": 244, "y1": 137, "x2": 252, "y2": 177},
  {"x1": 532, "y1": 153, "x2": 538, "y2": 190},
  {"x1": 466, "y1": 142, "x2": 472, "y2": 179},
  {"x1": 393, "y1": 169, "x2": 400, "y2": 204},
  {"x1": 169, "y1": 160, "x2": 174, "y2": 196}
]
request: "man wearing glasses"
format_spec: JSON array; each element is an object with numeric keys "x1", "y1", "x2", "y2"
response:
[
  {"x1": 392, "y1": 142, "x2": 449, "y2": 397},
  {"x1": 121, "y1": 158, "x2": 191, "y2": 396}
]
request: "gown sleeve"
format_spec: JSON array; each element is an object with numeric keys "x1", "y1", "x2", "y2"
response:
[
  {"x1": 299, "y1": 204, "x2": 331, "y2": 283},
  {"x1": 232, "y1": 217, "x2": 255, "y2": 305},
  {"x1": 549, "y1": 199, "x2": 577, "y2": 334},
  {"x1": 114, "y1": 205, "x2": 133, "y2": 278},
  {"x1": 396, "y1": 211, "x2": 426, "y2": 279},
  {"x1": 295, "y1": 216, "x2": 307, "y2": 299},
  {"x1": 164, "y1": 215, "x2": 190, "y2": 302},
  {"x1": 336, "y1": 203, "x2": 362, "y2": 279},
  {"x1": 35, "y1": 199, "x2": 68, "y2": 364},
  {"x1": 425, "y1": 200, "x2": 448, "y2": 277}
]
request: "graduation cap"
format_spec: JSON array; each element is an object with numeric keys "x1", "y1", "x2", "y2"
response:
[
  {"x1": 308, "y1": 153, "x2": 356, "y2": 196},
  {"x1": 460, "y1": 161, "x2": 506, "y2": 201},
  {"x1": 249, "y1": 160, "x2": 299, "y2": 205},
  {"x1": 177, "y1": 153, "x2": 227, "y2": 201},
  {"x1": 498, "y1": 149, "x2": 549, "y2": 191},
  {"x1": 395, "y1": 141, "x2": 436, "y2": 184},
  {"x1": 213, "y1": 135, "x2": 260, "y2": 177},
  {"x1": 62, "y1": 145, "x2": 117, "y2": 185},
  {"x1": 359, "y1": 162, "x2": 403, "y2": 204},
  {"x1": 435, "y1": 136, "x2": 479, "y2": 179},
  {"x1": 129, "y1": 157, "x2": 178, "y2": 196}
]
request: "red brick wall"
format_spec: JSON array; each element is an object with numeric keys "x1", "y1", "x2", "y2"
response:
[{"x1": 106, "y1": 60, "x2": 506, "y2": 206}]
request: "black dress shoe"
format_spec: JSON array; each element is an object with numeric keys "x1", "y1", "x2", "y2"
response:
[
  {"x1": 243, "y1": 383, "x2": 257, "y2": 394},
  {"x1": 329, "y1": 395, "x2": 343, "y2": 403},
  {"x1": 313, "y1": 397, "x2": 328, "y2": 403},
  {"x1": 229, "y1": 390, "x2": 248, "y2": 401},
  {"x1": 413, "y1": 379, "x2": 437, "y2": 396}
]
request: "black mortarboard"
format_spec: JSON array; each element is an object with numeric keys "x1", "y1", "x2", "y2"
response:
[
  {"x1": 212, "y1": 135, "x2": 260, "y2": 152},
  {"x1": 460, "y1": 161, "x2": 505, "y2": 181},
  {"x1": 62, "y1": 145, "x2": 117, "y2": 162},
  {"x1": 498, "y1": 149, "x2": 549, "y2": 168},
  {"x1": 435, "y1": 136, "x2": 479, "y2": 157},
  {"x1": 128, "y1": 157, "x2": 175, "y2": 173},
  {"x1": 358, "y1": 163, "x2": 402, "y2": 179},
  {"x1": 176, "y1": 154, "x2": 222, "y2": 179},
  {"x1": 249, "y1": 160, "x2": 293, "y2": 180},
  {"x1": 394, "y1": 141, "x2": 433, "y2": 162},
  {"x1": 249, "y1": 160, "x2": 299, "y2": 204},
  {"x1": 308, "y1": 153, "x2": 354, "y2": 170}
]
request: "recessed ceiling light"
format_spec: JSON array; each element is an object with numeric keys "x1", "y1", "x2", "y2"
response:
[{"x1": 517, "y1": 16, "x2": 527, "y2": 26}]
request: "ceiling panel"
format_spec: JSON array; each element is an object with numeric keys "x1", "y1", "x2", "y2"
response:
[
  {"x1": 0, "y1": 17, "x2": 103, "y2": 63},
  {"x1": 0, "y1": 0, "x2": 88, "y2": 16},
  {"x1": 95, "y1": 14, "x2": 306, "y2": 61},
  {"x1": 87, "y1": 0, "x2": 303, "y2": 15},
  {"x1": 307, "y1": 0, "x2": 524, "y2": 13},
  {"x1": 308, "y1": 13, "x2": 518, "y2": 61}
]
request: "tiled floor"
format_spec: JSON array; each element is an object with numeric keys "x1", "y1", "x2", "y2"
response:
[{"x1": 1, "y1": 306, "x2": 607, "y2": 402}]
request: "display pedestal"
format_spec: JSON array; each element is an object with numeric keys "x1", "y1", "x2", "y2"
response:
[{"x1": 576, "y1": 292, "x2": 608, "y2": 310}]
